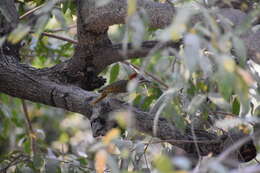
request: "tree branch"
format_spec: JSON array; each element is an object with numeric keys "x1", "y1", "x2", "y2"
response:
[
  {"x1": 82, "y1": 0, "x2": 175, "y2": 32},
  {"x1": 94, "y1": 40, "x2": 182, "y2": 72},
  {"x1": 0, "y1": 54, "x2": 256, "y2": 163},
  {"x1": 0, "y1": 0, "x2": 257, "y2": 163},
  {"x1": 0, "y1": 54, "x2": 220, "y2": 157}
]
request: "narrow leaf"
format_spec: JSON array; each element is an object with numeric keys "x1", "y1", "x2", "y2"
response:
[{"x1": 109, "y1": 64, "x2": 120, "y2": 83}]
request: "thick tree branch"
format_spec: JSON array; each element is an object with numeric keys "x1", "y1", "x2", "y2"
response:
[
  {"x1": 0, "y1": 54, "x2": 256, "y2": 163},
  {"x1": 0, "y1": 58, "x2": 93, "y2": 116},
  {"x1": 0, "y1": 54, "x2": 221, "y2": 157},
  {"x1": 82, "y1": 0, "x2": 175, "y2": 32},
  {"x1": 0, "y1": 0, "x2": 257, "y2": 164},
  {"x1": 93, "y1": 40, "x2": 182, "y2": 72}
]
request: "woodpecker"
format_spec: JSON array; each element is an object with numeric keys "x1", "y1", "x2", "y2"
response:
[{"x1": 91, "y1": 73, "x2": 148, "y2": 105}]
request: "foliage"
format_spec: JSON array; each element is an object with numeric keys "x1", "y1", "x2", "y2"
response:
[{"x1": 0, "y1": 0, "x2": 260, "y2": 172}]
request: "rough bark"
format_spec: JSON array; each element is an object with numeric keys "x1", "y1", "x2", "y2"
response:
[{"x1": 0, "y1": 0, "x2": 258, "y2": 164}]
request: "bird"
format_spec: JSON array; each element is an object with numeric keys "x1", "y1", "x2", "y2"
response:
[{"x1": 91, "y1": 73, "x2": 149, "y2": 105}]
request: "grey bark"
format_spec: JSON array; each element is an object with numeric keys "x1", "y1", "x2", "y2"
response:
[{"x1": 0, "y1": 0, "x2": 258, "y2": 164}]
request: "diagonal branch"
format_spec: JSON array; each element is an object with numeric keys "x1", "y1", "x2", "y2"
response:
[{"x1": 94, "y1": 40, "x2": 182, "y2": 72}]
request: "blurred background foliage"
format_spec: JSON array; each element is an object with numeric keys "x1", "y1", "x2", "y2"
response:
[{"x1": 1, "y1": 0, "x2": 260, "y2": 172}]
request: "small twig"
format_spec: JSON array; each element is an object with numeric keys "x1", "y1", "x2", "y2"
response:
[
  {"x1": 19, "y1": 4, "x2": 45, "y2": 20},
  {"x1": 46, "y1": 24, "x2": 77, "y2": 33},
  {"x1": 211, "y1": 111, "x2": 255, "y2": 126},
  {"x1": 41, "y1": 32, "x2": 78, "y2": 44},
  {"x1": 21, "y1": 99, "x2": 36, "y2": 157},
  {"x1": 0, "y1": 153, "x2": 30, "y2": 172},
  {"x1": 171, "y1": 55, "x2": 177, "y2": 73},
  {"x1": 211, "y1": 111, "x2": 238, "y2": 117},
  {"x1": 143, "y1": 139, "x2": 219, "y2": 145},
  {"x1": 122, "y1": 61, "x2": 169, "y2": 89},
  {"x1": 255, "y1": 158, "x2": 260, "y2": 164},
  {"x1": 191, "y1": 122, "x2": 202, "y2": 159}
]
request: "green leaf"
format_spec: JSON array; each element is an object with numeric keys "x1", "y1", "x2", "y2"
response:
[
  {"x1": 232, "y1": 36, "x2": 247, "y2": 66},
  {"x1": 216, "y1": 72, "x2": 234, "y2": 101},
  {"x1": 232, "y1": 97, "x2": 240, "y2": 115},
  {"x1": 33, "y1": 154, "x2": 45, "y2": 170},
  {"x1": 153, "y1": 154, "x2": 173, "y2": 173},
  {"x1": 52, "y1": 9, "x2": 66, "y2": 28},
  {"x1": 0, "y1": 36, "x2": 6, "y2": 47},
  {"x1": 141, "y1": 95, "x2": 155, "y2": 110},
  {"x1": 8, "y1": 24, "x2": 31, "y2": 44},
  {"x1": 45, "y1": 159, "x2": 60, "y2": 173},
  {"x1": 109, "y1": 63, "x2": 120, "y2": 83},
  {"x1": 208, "y1": 93, "x2": 231, "y2": 110},
  {"x1": 187, "y1": 94, "x2": 206, "y2": 115},
  {"x1": 133, "y1": 94, "x2": 142, "y2": 106}
]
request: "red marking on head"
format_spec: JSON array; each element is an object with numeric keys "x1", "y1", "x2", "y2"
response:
[{"x1": 128, "y1": 73, "x2": 138, "y2": 80}]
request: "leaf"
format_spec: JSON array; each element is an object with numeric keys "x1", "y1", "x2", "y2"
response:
[
  {"x1": 8, "y1": 24, "x2": 31, "y2": 44},
  {"x1": 33, "y1": 154, "x2": 44, "y2": 170},
  {"x1": 52, "y1": 9, "x2": 66, "y2": 28},
  {"x1": 172, "y1": 157, "x2": 191, "y2": 170},
  {"x1": 129, "y1": 14, "x2": 145, "y2": 49},
  {"x1": 109, "y1": 64, "x2": 120, "y2": 83},
  {"x1": 102, "y1": 128, "x2": 120, "y2": 145},
  {"x1": 95, "y1": 150, "x2": 107, "y2": 173},
  {"x1": 215, "y1": 71, "x2": 235, "y2": 101},
  {"x1": 45, "y1": 158, "x2": 60, "y2": 173},
  {"x1": 232, "y1": 97, "x2": 240, "y2": 115},
  {"x1": 215, "y1": 117, "x2": 247, "y2": 130},
  {"x1": 77, "y1": 157, "x2": 88, "y2": 166},
  {"x1": 0, "y1": 36, "x2": 6, "y2": 47},
  {"x1": 107, "y1": 154, "x2": 120, "y2": 173},
  {"x1": 158, "y1": 9, "x2": 194, "y2": 42},
  {"x1": 62, "y1": 0, "x2": 73, "y2": 13},
  {"x1": 34, "y1": 14, "x2": 50, "y2": 37},
  {"x1": 0, "y1": 104, "x2": 11, "y2": 118},
  {"x1": 153, "y1": 154, "x2": 173, "y2": 173},
  {"x1": 141, "y1": 95, "x2": 156, "y2": 110},
  {"x1": 232, "y1": 36, "x2": 247, "y2": 66},
  {"x1": 184, "y1": 33, "x2": 201, "y2": 72},
  {"x1": 187, "y1": 94, "x2": 206, "y2": 114},
  {"x1": 114, "y1": 111, "x2": 131, "y2": 129},
  {"x1": 127, "y1": 0, "x2": 137, "y2": 17},
  {"x1": 208, "y1": 93, "x2": 231, "y2": 110},
  {"x1": 35, "y1": 0, "x2": 59, "y2": 15}
]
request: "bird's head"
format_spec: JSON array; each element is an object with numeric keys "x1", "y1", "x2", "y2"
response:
[{"x1": 128, "y1": 73, "x2": 150, "y2": 84}]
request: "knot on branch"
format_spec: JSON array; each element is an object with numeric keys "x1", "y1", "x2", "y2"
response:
[
  {"x1": 90, "y1": 101, "x2": 117, "y2": 137},
  {"x1": 82, "y1": 65, "x2": 106, "y2": 90},
  {"x1": 1, "y1": 42, "x2": 21, "y2": 60}
]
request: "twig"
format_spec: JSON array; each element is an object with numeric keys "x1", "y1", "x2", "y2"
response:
[
  {"x1": 143, "y1": 139, "x2": 219, "y2": 145},
  {"x1": 122, "y1": 61, "x2": 169, "y2": 89},
  {"x1": 32, "y1": 31, "x2": 172, "y2": 88},
  {"x1": 191, "y1": 122, "x2": 202, "y2": 159},
  {"x1": 41, "y1": 32, "x2": 78, "y2": 44},
  {"x1": 19, "y1": 4, "x2": 45, "y2": 20},
  {"x1": 21, "y1": 99, "x2": 36, "y2": 157},
  {"x1": 36, "y1": 31, "x2": 172, "y2": 92},
  {"x1": 46, "y1": 24, "x2": 77, "y2": 33},
  {"x1": 211, "y1": 111, "x2": 255, "y2": 126},
  {"x1": 0, "y1": 153, "x2": 30, "y2": 172},
  {"x1": 211, "y1": 111, "x2": 238, "y2": 117},
  {"x1": 255, "y1": 158, "x2": 260, "y2": 164}
]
